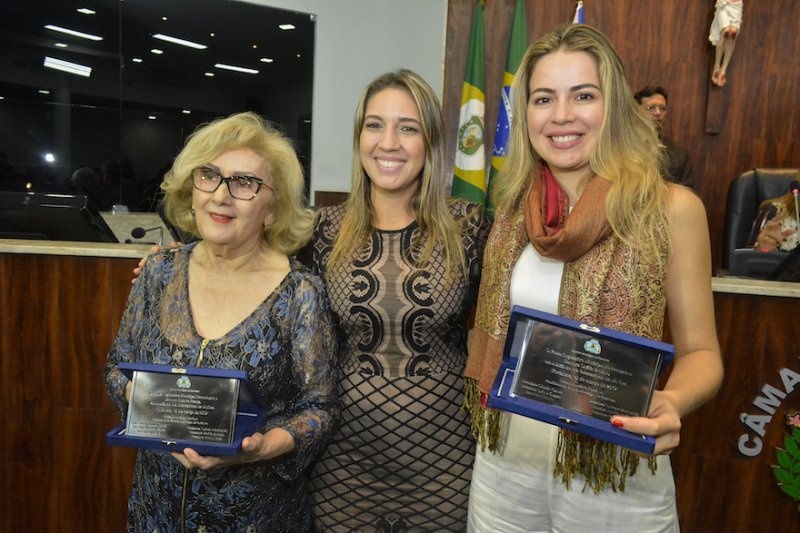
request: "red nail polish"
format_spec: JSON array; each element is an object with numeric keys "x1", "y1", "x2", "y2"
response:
[{"x1": 611, "y1": 419, "x2": 624, "y2": 428}]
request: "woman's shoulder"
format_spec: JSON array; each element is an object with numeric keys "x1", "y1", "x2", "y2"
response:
[
  {"x1": 316, "y1": 203, "x2": 347, "y2": 222},
  {"x1": 448, "y1": 199, "x2": 488, "y2": 227},
  {"x1": 311, "y1": 203, "x2": 346, "y2": 236},
  {"x1": 142, "y1": 241, "x2": 193, "y2": 275},
  {"x1": 308, "y1": 204, "x2": 346, "y2": 252},
  {"x1": 288, "y1": 257, "x2": 327, "y2": 291},
  {"x1": 666, "y1": 183, "x2": 704, "y2": 214},
  {"x1": 448, "y1": 199, "x2": 491, "y2": 238},
  {"x1": 447, "y1": 198, "x2": 483, "y2": 217},
  {"x1": 666, "y1": 182, "x2": 707, "y2": 232}
]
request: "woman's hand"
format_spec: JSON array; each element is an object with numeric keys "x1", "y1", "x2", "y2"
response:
[
  {"x1": 610, "y1": 390, "x2": 682, "y2": 456},
  {"x1": 132, "y1": 242, "x2": 182, "y2": 282},
  {"x1": 755, "y1": 212, "x2": 795, "y2": 251},
  {"x1": 170, "y1": 428, "x2": 295, "y2": 470}
]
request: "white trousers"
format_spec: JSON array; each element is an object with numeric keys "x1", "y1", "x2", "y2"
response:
[{"x1": 466, "y1": 413, "x2": 679, "y2": 533}]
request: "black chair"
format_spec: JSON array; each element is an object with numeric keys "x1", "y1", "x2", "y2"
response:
[{"x1": 723, "y1": 167, "x2": 799, "y2": 276}]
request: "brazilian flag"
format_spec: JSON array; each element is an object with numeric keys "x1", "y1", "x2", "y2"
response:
[
  {"x1": 451, "y1": 0, "x2": 485, "y2": 204},
  {"x1": 487, "y1": 0, "x2": 527, "y2": 215}
]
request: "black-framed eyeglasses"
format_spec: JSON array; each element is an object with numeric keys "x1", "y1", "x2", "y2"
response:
[{"x1": 191, "y1": 167, "x2": 273, "y2": 200}]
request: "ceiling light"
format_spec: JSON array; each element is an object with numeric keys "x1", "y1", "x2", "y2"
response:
[
  {"x1": 132, "y1": 57, "x2": 143, "y2": 63},
  {"x1": 44, "y1": 153, "x2": 56, "y2": 163},
  {"x1": 44, "y1": 56, "x2": 92, "y2": 77},
  {"x1": 279, "y1": 24, "x2": 295, "y2": 30},
  {"x1": 44, "y1": 24, "x2": 102, "y2": 41},
  {"x1": 76, "y1": 8, "x2": 95, "y2": 15},
  {"x1": 152, "y1": 33, "x2": 207, "y2": 50},
  {"x1": 55, "y1": 42, "x2": 68, "y2": 48},
  {"x1": 148, "y1": 115, "x2": 156, "y2": 120},
  {"x1": 162, "y1": 16, "x2": 168, "y2": 21},
  {"x1": 39, "y1": 89, "x2": 51, "y2": 95},
  {"x1": 296, "y1": 53, "x2": 301, "y2": 58},
  {"x1": 150, "y1": 49, "x2": 164, "y2": 55},
  {"x1": 182, "y1": 109, "x2": 191, "y2": 114},
  {"x1": 214, "y1": 63, "x2": 259, "y2": 74},
  {"x1": 259, "y1": 57, "x2": 273, "y2": 63},
  {"x1": 204, "y1": 72, "x2": 215, "y2": 77},
  {"x1": 0, "y1": 96, "x2": 4, "y2": 100}
]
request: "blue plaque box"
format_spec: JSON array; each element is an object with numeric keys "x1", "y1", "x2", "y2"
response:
[
  {"x1": 107, "y1": 362, "x2": 266, "y2": 456},
  {"x1": 489, "y1": 306, "x2": 674, "y2": 454}
]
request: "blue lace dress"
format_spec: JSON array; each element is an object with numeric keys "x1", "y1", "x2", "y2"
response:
[{"x1": 105, "y1": 242, "x2": 338, "y2": 532}]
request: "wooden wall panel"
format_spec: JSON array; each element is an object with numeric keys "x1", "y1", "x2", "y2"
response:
[
  {"x1": 0, "y1": 253, "x2": 136, "y2": 532},
  {"x1": 314, "y1": 190, "x2": 349, "y2": 207},
  {"x1": 444, "y1": 0, "x2": 800, "y2": 270}
]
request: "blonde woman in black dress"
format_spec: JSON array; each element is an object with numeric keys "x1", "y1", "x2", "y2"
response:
[{"x1": 304, "y1": 69, "x2": 490, "y2": 531}]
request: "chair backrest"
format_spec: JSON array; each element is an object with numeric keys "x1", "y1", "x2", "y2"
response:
[{"x1": 723, "y1": 168, "x2": 799, "y2": 269}]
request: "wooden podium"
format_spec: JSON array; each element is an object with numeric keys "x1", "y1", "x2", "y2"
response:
[
  {"x1": 0, "y1": 240, "x2": 144, "y2": 532},
  {"x1": 671, "y1": 278, "x2": 800, "y2": 531}
]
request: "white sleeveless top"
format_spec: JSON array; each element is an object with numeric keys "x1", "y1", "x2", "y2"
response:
[{"x1": 467, "y1": 244, "x2": 679, "y2": 533}]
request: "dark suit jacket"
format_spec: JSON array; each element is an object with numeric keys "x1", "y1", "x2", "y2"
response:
[{"x1": 661, "y1": 136, "x2": 694, "y2": 189}]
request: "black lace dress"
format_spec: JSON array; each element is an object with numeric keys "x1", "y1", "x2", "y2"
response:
[{"x1": 303, "y1": 201, "x2": 490, "y2": 532}]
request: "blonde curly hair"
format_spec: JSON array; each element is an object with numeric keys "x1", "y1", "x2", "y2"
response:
[{"x1": 161, "y1": 112, "x2": 315, "y2": 255}]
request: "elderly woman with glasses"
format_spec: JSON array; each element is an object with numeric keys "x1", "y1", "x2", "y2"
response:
[{"x1": 104, "y1": 112, "x2": 338, "y2": 532}]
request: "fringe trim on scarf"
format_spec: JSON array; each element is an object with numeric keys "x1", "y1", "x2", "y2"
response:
[
  {"x1": 464, "y1": 377, "x2": 658, "y2": 492},
  {"x1": 554, "y1": 430, "x2": 658, "y2": 494},
  {"x1": 463, "y1": 378, "x2": 501, "y2": 451}
]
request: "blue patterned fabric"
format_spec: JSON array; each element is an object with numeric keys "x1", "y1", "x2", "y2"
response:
[{"x1": 105, "y1": 242, "x2": 338, "y2": 532}]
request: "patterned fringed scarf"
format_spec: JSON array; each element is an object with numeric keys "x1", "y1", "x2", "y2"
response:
[{"x1": 464, "y1": 164, "x2": 669, "y2": 493}]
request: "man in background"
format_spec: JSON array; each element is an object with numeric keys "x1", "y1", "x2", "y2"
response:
[{"x1": 634, "y1": 86, "x2": 695, "y2": 189}]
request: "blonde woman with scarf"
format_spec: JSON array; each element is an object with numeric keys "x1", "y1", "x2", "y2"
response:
[{"x1": 464, "y1": 24, "x2": 723, "y2": 532}]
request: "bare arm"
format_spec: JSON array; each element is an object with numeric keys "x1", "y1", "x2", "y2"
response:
[
  {"x1": 613, "y1": 185, "x2": 723, "y2": 455},
  {"x1": 660, "y1": 186, "x2": 723, "y2": 416}
]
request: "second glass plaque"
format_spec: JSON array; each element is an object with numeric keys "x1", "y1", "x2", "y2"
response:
[{"x1": 488, "y1": 306, "x2": 674, "y2": 454}]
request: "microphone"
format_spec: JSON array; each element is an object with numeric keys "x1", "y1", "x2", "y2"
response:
[
  {"x1": 129, "y1": 226, "x2": 164, "y2": 246},
  {"x1": 792, "y1": 180, "x2": 800, "y2": 244}
]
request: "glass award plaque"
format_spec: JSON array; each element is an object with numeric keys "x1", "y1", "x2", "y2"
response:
[
  {"x1": 488, "y1": 306, "x2": 674, "y2": 454},
  {"x1": 126, "y1": 370, "x2": 239, "y2": 444},
  {"x1": 107, "y1": 363, "x2": 265, "y2": 455}
]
